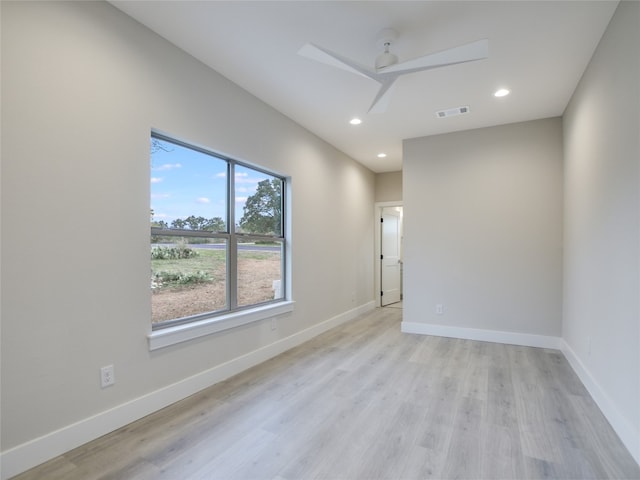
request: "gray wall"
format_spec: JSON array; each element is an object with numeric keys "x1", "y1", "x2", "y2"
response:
[
  {"x1": 563, "y1": 0, "x2": 639, "y2": 458},
  {"x1": 375, "y1": 171, "x2": 402, "y2": 202},
  {"x1": 1, "y1": 0, "x2": 374, "y2": 459},
  {"x1": 403, "y1": 118, "x2": 564, "y2": 337}
]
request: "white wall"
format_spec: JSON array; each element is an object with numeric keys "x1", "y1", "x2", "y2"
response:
[
  {"x1": 403, "y1": 118, "x2": 564, "y2": 345},
  {"x1": 562, "y1": 0, "x2": 640, "y2": 462},
  {"x1": 0, "y1": 1, "x2": 374, "y2": 475}
]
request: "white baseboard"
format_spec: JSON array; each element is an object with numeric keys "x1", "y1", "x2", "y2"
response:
[
  {"x1": 560, "y1": 340, "x2": 640, "y2": 465},
  {"x1": 0, "y1": 301, "x2": 375, "y2": 480},
  {"x1": 401, "y1": 321, "x2": 562, "y2": 349}
]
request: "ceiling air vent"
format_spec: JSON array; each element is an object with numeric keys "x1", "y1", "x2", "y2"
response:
[{"x1": 436, "y1": 106, "x2": 469, "y2": 118}]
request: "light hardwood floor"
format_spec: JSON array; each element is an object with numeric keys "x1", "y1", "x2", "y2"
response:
[{"x1": 13, "y1": 308, "x2": 640, "y2": 479}]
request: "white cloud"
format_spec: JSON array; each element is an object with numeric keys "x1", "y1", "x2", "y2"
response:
[
  {"x1": 150, "y1": 177, "x2": 163, "y2": 184},
  {"x1": 216, "y1": 171, "x2": 265, "y2": 185},
  {"x1": 151, "y1": 193, "x2": 170, "y2": 199},
  {"x1": 196, "y1": 197, "x2": 210, "y2": 204},
  {"x1": 235, "y1": 174, "x2": 265, "y2": 184},
  {"x1": 154, "y1": 163, "x2": 182, "y2": 171},
  {"x1": 235, "y1": 196, "x2": 248, "y2": 203}
]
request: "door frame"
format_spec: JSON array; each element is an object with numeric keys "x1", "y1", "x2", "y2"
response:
[{"x1": 374, "y1": 200, "x2": 403, "y2": 307}]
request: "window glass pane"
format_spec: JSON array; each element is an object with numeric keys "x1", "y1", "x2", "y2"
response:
[
  {"x1": 150, "y1": 134, "x2": 287, "y2": 329},
  {"x1": 151, "y1": 236, "x2": 228, "y2": 324},
  {"x1": 151, "y1": 137, "x2": 227, "y2": 233},
  {"x1": 235, "y1": 164, "x2": 282, "y2": 236},
  {"x1": 237, "y1": 240, "x2": 283, "y2": 307}
]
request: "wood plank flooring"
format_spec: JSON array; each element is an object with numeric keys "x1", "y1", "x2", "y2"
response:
[{"x1": 12, "y1": 308, "x2": 640, "y2": 479}]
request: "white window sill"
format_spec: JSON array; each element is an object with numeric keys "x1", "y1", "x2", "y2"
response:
[{"x1": 148, "y1": 301, "x2": 295, "y2": 351}]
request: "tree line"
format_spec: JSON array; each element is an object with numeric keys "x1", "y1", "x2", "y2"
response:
[{"x1": 151, "y1": 214, "x2": 225, "y2": 232}]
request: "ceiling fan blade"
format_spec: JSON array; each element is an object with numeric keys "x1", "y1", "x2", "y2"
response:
[
  {"x1": 378, "y1": 39, "x2": 488, "y2": 75},
  {"x1": 368, "y1": 79, "x2": 397, "y2": 114},
  {"x1": 298, "y1": 43, "x2": 376, "y2": 81}
]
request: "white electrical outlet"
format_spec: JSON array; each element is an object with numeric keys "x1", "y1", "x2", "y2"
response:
[
  {"x1": 436, "y1": 304, "x2": 444, "y2": 315},
  {"x1": 101, "y1": 365, "x2": 115, "y2": 388}
]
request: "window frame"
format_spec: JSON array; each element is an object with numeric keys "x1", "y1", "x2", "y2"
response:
[{"x1": 149, "y1": 132, "x2": 290, "y2": 340}]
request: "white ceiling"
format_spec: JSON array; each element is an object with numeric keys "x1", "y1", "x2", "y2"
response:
[{"x1": 111, "y1": 1, "x2": 617, "y2": 173}]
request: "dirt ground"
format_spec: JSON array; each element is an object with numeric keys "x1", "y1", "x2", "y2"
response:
[{"x1": 152, "y1": 257, "x2": 280, "y2": 323}]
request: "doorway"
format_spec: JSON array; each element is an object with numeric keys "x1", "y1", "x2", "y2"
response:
[{"x1": 375, "y1": 202, "x2": 403, "y2": 308}]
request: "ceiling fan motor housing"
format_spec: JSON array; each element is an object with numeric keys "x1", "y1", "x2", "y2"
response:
[
  {"x1": 376, "y1": 50, "x2": 398, "y2": 70},
  {"x1": 375, "y1": 28, "x2": 399, "y2": 69}
]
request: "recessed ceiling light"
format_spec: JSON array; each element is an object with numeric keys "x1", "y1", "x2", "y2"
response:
[
  {"x1": 494, "y1": 88, "x2": 510, "y2": 97},
  {"x1": 377, "y1": 153, "x2": 387, "y2": 158},
  {"x1": 349, "y1": 118, "x2": 362, "y2": 125}
]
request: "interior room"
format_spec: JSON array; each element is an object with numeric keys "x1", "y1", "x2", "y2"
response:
[{"x1": 1, "y1": 1, "x2": 638, "y2": 478}]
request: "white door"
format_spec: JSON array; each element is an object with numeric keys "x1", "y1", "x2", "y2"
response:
[{"x1": 381, "y1": 207, "x2": 402, "y2": 306}]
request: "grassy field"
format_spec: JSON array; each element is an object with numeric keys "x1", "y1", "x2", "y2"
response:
[
  {"x1": 151, "y1": 247, "x2": 281, "y2": 323},
  {"x1": 152, "y1": 249, "x2": 226, "y2": 284}
]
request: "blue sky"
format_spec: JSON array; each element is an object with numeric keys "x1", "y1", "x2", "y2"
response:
[{"x1": 150, "y1": 138, "x2": 268, "y2": 226}]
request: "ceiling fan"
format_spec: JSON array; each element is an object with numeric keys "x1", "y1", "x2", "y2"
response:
[{"x1": 298, "y1": 29, "x2": 488, "y2": 113}]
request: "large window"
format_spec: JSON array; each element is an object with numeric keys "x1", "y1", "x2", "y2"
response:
[{"x1": 150, "y1": 134, "x2": 286, "y2": 329}]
